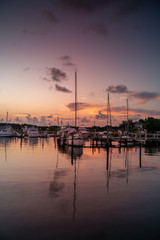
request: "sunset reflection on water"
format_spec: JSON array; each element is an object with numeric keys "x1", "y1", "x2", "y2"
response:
[{"x1": 0, "y1": 138, "x2": 160, "y2": 240}]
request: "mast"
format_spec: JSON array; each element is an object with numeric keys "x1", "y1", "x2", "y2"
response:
[
  {"x1": 127, "y1": 98, "x2": 129, "y2": 133},
  {"x1": 107, "y1": 92, "x2": 112, "y2": 133},
  {"x1": 6, "y1": 112, "x2": 8, "y2": 123},
  {"x1": 75, "y1": 71, "x2": 77, "y2": 128}
]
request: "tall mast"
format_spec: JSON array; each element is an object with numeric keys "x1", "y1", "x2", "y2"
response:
[
  {"x1": 127, "y1": 98, "x2": 129, "y2": 133},
  {"x1": 75, "y1": 71, "x2": 77, "y2": 128},
  {"x1": 107, "y1": 92, "x2": 112, "y2": 131},
  {"x1": 107, "y1": 93, "x2": 109, "y2": 134}
]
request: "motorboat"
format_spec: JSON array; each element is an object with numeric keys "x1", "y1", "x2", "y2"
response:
[
  {"x1": 0, "y1": 125, "x2": 14, "y2": 137},
  {"x1": 27, "y1": 126, "x2": 39, "y2": 138}
]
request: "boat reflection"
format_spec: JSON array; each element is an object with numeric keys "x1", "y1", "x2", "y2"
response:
[
  {"x1": 49, "y1": 169, "x2": 69, "y2": 198},
  {"x1": 144, "y1": 147, "x2": 160, "y2": 156}
]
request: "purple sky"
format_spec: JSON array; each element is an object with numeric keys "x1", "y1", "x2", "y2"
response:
[{"x1": 0, "y1": 0, "x2": 160, "y2": 126}]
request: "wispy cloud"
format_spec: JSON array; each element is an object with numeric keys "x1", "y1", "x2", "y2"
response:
[
  {"x1": 67, "y1": 102, "x2": 98, "y2": 111},
  {"x1": 106, "y1": 84, "x2": 132, "y2": 93},
  {"x1": 60, "y1": 0, "x2": 110, "y2": 14},
  {"x1": 60, "y1": 55, "x2": 76, "y2": 67},
  {"x1": 22, "y1": 28, "x2": 46, "y2": 36},
  {"x1": 129, "y1": 91, "x2": 160, "y2": 104},
  {"x1": 60, "y1": 55, "x2": 71, "y2": 62},
  {"x1": 55, "y1": 84, "x2": 72, "y2": 93},
  {"x1": 84, "y1": 24, "x2": 108, "y2": 37},
  {"x1": 42, "y1": 10, "x2": 58, "y2": 23},
  {"x1": 23, "y1": 67, "x2": 30, "y2": 71},
  {"x1": 42, "y1": 77, "x2": 51, "y2": 82},
  {"x1": 116, "y1": 0, "x2": 144, "y2": 18}
]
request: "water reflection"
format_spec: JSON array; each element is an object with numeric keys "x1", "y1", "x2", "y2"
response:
[
  {"x1": 0, "y1": 138, "x2": 160, "y2": 239},
  {"x1": 144, "y1": 147, "x2": 160, "y2": 156},
  {"x1": 49, "y1": 169, "x2": 69, "y2": 198},
  {"x1": 106, "y1": 147, "x2": 112, "y2": 192}
]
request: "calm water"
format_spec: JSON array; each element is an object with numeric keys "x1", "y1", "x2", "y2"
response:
[{"x1": 0, "y1": 138, "x2": 160, "y2": 240}]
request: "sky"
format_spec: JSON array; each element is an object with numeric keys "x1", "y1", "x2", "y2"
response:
[{"x1": 0, "y1": 0, "x2": 160, "y2": 126}]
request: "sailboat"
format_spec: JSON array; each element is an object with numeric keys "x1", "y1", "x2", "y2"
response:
[
  {"x1": 66, "y1": 71, "x2": 83, "y2": 147},
  {"x1": 119, "y1": 98, "x2": 135, "y2": 146}
]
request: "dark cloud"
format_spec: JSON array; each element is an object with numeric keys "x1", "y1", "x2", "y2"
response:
[
  {"x1": 24, "y1": 113, "x2": 31, "y2": 117},
  {"x1": 60, "y1": 55, "x2": 72, "y2": 62},
  {"x1": 116, "y1": 0, "x2": 144, "y2": 17},
  {"x1": 67, "y1": 102, "x2": 94, "y2": 111},
  {"x1": 63, "y1": 62, "x2": 76, "y2": 67},
  {"x1": 81, "y1": 117, "x2": 90, "y2": 123},
  {"x1": 47, "y1": 68, "x2": 67, "y2": 82},
  {"x1": 47, "y1": 115, "x2": 53, "y2": 118},
  {"x1": 60, "y1": 0, "x2": 110, "y2": 13},
  {"x1": 95, "y1": 111, "x2": 107, "y2": 120},
  {"x1": 129, "y1": 91, "x2": 160, "y2": 104},
  {"x1": 42, "y1": 10, "x2": 58, "y2": 23},
  {"x1": 55, "y1": 84, "x2": 72, "y2": 93},
  {"x1": 106, "y1": 85, "x2": 131, "y2": 93},
  {"x1": 85, "y1": 24, "x2": 108, "y2": 36},
  {"x1": 60, "y1": 55, "x2": 76, "y2": 67}
]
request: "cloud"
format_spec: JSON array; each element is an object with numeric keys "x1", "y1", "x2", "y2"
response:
[
  {"x1": 116, "y1": 0, "x2": 144, "y2": 18},
  {"x1": 47, "y1": 115, "x2": 53, "y2": 119},
  {"x1": 81, "y1": 117, "x2": 90, "y2": 123},
  {"x1": 47, "y1": 68, "x2": 67, "y2": 82},
  {"x1": 106, "y1": 85, "x2": 131, "y2": 93},
  {"x1": 55, "y1": 84, "x2": 72, "y2": 93},
  {"x1": 129, "y1": 91, "x2": 160, "y2": 104},
  {"x1": 24, "y1": 113, "x2": 31, "y2": 117},
  {"x1": 42, "y1": 77, "x2": 51, "y2": 82},
  {"x1": 42, "y1": 10, "x2": 58, "y2": 23},
  {"x1": 60, "y1": 55, "x2": 72, "y2": 62},
  {"x1": 111, "y1": 106, "x2": 160, "y2": 118},
  {"x1": 95, "y1": 111, "x2": 107, "y2": 119},
  {"x1": 60, "y1": 0, "x2": 110, "y2": 13},
  {"x1": 14, "y1": 117, "x2": 23, "y2": 123},
  {"x1": 67, "y1": 102, "x2": 96, "y2": 111},
  {"x1": 85, "y1": 24, "x2": 108, "y2": 36},
  {"x1": 22, "y1": 28, "x2": 46, "y2": 36},
  {"x1": 23, "y1": 67, "x2": 30, "y2": 71},
  {"x1": 60, "y1": 55, "x2": 76, "y2": 67}
]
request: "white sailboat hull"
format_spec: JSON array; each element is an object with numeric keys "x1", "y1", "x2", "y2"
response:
[
  {"x1": 66, "y1": 135, "x2": 83, "y2": 147},
  {"x1": 0, "y1": 132, "x2": 13, "y2": 137}
]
